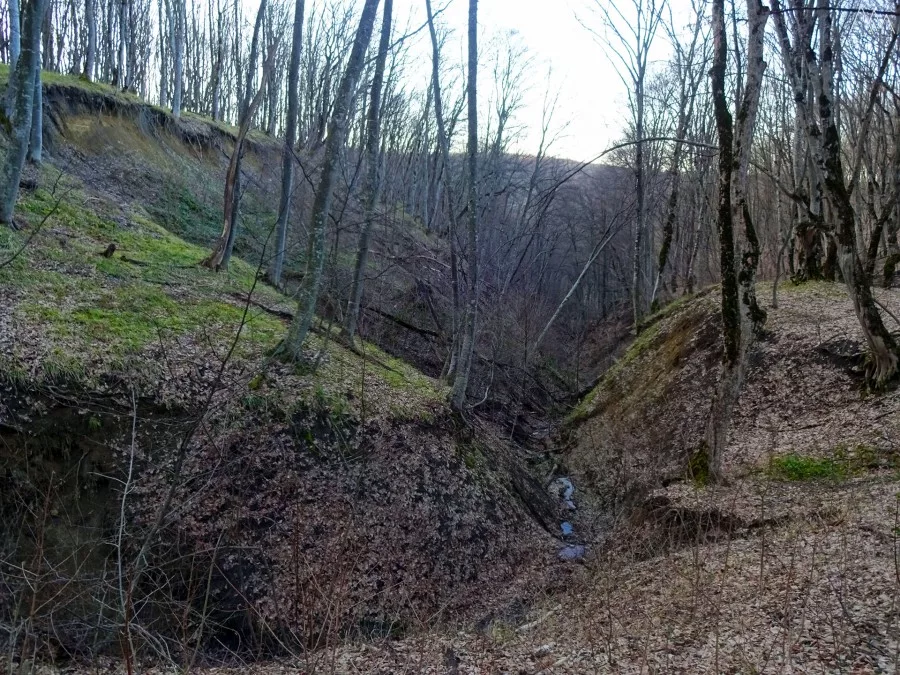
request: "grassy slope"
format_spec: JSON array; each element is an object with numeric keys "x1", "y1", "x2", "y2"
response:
[{"x1": 0, "y1": 72, "x2": 445, "y2": 422}]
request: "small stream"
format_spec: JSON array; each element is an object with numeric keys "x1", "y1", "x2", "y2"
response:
[{"x1": 549, "y1": 476, "x2": 587, "y2": 561}]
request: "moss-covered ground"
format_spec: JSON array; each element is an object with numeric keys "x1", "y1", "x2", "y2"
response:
[{"x1": 0, "y1": 136, "x2": 445, "y2": 422}]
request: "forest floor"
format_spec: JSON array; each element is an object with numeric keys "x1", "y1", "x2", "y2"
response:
[
  {"x1": 27, "y1": 286, "x2": 900, "y2": 674},
  {"x1": 195, "y1": 284, "x2": 900, "y2": 673},
  {"x1": 6, "y1": 72, "x2": 900, "y2": 673}
]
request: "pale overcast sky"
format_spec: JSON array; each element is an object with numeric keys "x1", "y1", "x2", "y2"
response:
[{"x1": 391, "y1": 0, "x2": 679, "y2": 162}]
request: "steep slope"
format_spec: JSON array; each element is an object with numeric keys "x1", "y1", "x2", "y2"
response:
[
  {"x1": 0, "y1": 75, "x2": 560, "y2": 662},
  {"x1": 286, "y1": 283, "x2": 900, "y2": 673},
  {"x1": 568, "y1": 283, "x2": 900, "y2": 509}
]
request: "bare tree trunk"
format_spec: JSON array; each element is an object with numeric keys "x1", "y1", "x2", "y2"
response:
[
  {"x1": 269, "y1": 0, "x2": 305, "y2": 287},
  {"x1": 425, "y1": 0, "x2": 462, "y2": 379},
  {"x1": 84, "y1": 0, "x2": 95, "y2": 80},
  {"x1": 653, "y1": 10, "x2": 704, "y2": 306},
  {"x1": 733, "y1": 0, "x2": 769, "y2": 335},
  {"x1": 115, "y1": 0, "x2": 126, "y2": 88},
  {"x1": 632, "y1": 105, "x2": 645, "y2": 329},
  {"x1": 1, "y1": 0, "x2": 46, "y2": 226},
  {"x1": 170, "y1": 0, "x2": 185, "y2": 119},
  {"x1": 276, "y1": 0, "x2": 381, "y2": 362},
  {"x1": 450, "y1": 0, "x2": 479, "y2": 409},
  {"x1": 208, "y1": 1, "x2": 223, "y2": 120},
  {"x1": 9, "y1": 0, "x2": 21, "y2": 67},
  {"x1": 345, "y1": 0, "x2": 392, "y2": 341},
  {"x1": 4, "y1": 0, "x2": 21, "y2": 116},
  {"x1": 202, "y1": 0, "x2": 270, "y2": 271},
  {"x1": 704, "y1": 0, "x2": 741, "y2": 484},
  {"x1": 813, "y1": 2, "x2": 898, "y2": 386},
  {"x1": 26, "y1": 59, "x2": 42, "y2": 163}
]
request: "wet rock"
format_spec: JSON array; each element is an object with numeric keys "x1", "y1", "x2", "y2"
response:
[{"x1": 557, "y1": 544, "x2": 587, "y2": 561}]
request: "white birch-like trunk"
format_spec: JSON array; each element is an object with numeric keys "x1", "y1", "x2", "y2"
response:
[{"x1": 1, "y1": 0, "x2": 46, "y2": 225}]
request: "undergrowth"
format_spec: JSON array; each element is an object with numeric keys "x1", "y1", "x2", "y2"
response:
[
  {"x1": 767, "y1": 443, "x2": 886, "y2": 481},
  {"x1": 767, "y1": 454, "x2": 847, "y2": 481}
]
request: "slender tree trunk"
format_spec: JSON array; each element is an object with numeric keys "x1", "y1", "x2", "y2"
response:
[
  {"x1": 202, "y1": 0, "x2": 270, "y2": 271},
  {"x1": 26, "y1": 59, "x2": 42, "y2": 163},
  {"x1": 425, "y1": 0, "x2": 462, "y2": 379},
  {"x1": 276, "y1": 0, "x2": 381, "y2": 361},
  {"x1": 632, "y1": 78, "x2": 646, "y2": 329},
  {"x1": 171, "y1": 0, "x2": 185, "y2": 119},
  {"x1": 115, "y1": 0, "x2": 126, "y2": 88},
  {"x1": 269, "y1": 0, "x2": 305, "y2": 287},
  {"x1": 84, "y1": 0, "x2": 95, "y2": 80},
  {"x1": 345, "y1": 0, "x2": 392, "y2": 341},
  {"x1": 532, "y1": 228, "x2": 617, "y2": 355},
  {"x1": 157, "y1": 0, "x2": 168, "y2": 107},
  {"x1": 704, "y1": 0, "x2": 741, "y2": 484},
  {"x1": 450, "y1": 0, "x2": 479, "y2": 409},
  {"x1": 9, "y1": 0, "x2": 21, "y2": 67},
  {"x1": 5, "y1": 0, "x2": 21, "y2": 116},
  {"x1": 1, "y1": 0, "x2": 46, "y2": 225}
]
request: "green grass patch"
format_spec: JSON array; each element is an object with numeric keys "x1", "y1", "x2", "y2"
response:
[
  {"x1": 767, "y1": 454, "x2": 846, "y2": 481},
  {"x1": 767, "y1": 443, "x2": 887, "y2": 482}
]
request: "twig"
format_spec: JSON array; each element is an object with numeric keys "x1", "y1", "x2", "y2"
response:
[{"x1": 0, "y1": 170, "x2": 70, "y2": 270}]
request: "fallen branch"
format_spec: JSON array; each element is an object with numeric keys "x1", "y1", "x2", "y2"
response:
[
  {"x1": 228, "y1": 292, "x2": 295, "y2": 321},
  {"x1": 365, "y1": 306, "x2": 441, "y2": 338}
]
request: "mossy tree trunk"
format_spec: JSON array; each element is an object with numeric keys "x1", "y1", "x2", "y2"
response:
[
  {"x1": 9, "y1": 0, "x2": 21, "y2": 68},
  {"x1": 1, "y1": 0, "x2": 46, "y2": 226},
  {"x1": 4, "y1": 0, "x2": 22, "y2": 118},
  {"x1": 5, "y1": 0, "x2": 21, "y2": 116},
  {"x1": 733, "y1": 0, "x2": 768, "y2": 336},
  {"x1": 276, "y1": 0, "x2": 381, "y2": 362},
  {"x1": 345, "y1": 0, "x2": 392, "y2": 342},
  {"x1": 814, "y1": 3, "x2": 898, "y2": 385},
  {"x1": 705, "y1": 0, "x2": 768, "y2": 483},
  {"x1": 705, "y1": 0, "x2": 740, "y2": 484},
  {"x1": 773, "y1": 0, "x2": 899, "y2": 387}
]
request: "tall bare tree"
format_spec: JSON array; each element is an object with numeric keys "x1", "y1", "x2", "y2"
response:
[
  {"x1": 202, "y1": 0, "x2": 271, "y2": 271},
  {"x1": 586, "y1": 0, "x2": 666, "y2": 330},
  {"x1": 269, "y1": 0, "x2": 305, "y2": 286},
  {"x1": 424, "y1": 0, "x2": 462, "y2": 378},
  {"x1": 277, "y1": 0, "x2": 381, "y2": 362},
  {"x1": 450, "y1": 0, "x2": 479, "y2": 409},
  {"x1": 345, "y1": 0, "x2": 392, "y2": 342}
]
